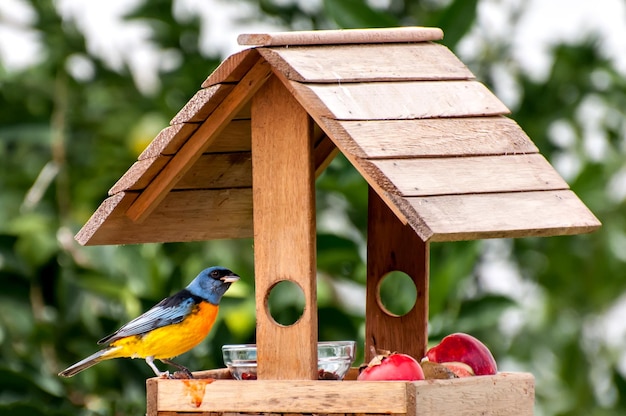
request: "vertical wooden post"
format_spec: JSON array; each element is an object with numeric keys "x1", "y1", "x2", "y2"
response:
[
  {"x1": 251, "y1": 75, "x2": 317, "y2": 380},
  {"x1": 366, "y1": 187, "x2": 429, "y2": 362}
]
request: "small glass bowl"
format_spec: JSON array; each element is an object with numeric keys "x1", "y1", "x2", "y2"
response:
[{"x1": 222, "y1": 341, "x2": 356, "y2": 380}]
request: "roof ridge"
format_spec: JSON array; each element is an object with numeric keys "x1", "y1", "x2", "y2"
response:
[{"x1": 238, "y1": 26, "x2": 443, "y2": 47}]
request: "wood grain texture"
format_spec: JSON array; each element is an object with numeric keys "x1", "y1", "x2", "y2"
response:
[
  {"x1": 323, "y1": 117, "x2": 538, "y2": 159},
  {"x1": 366, "y1": 187, "x2": 429, "y2": 362},
  {"x1": 238, "y1": 26, "x2": 444, "y2": 46},
  {"x1": 125, "y1": 58, "x2": 271, "y2": 223},
  {"x1": 146, "y1": 372, "x2": 533, "y2": 415},
  {"x1": 170, "y1": 83, "x2": 233, "y2": 124},
  {"x1": 313, "y1": 133, "x2": 338, "y2": 177},
  {"x1": 259, "y1": 43, "x2": 473, "y2": 83},
  {"x1": 251, "y1": 76, "x2": 317, "y2": 380},
  {"x1": 369, "y1": 154, "x2": 569, "y2": 197},
  {"x1": 291, "y1": 80, "x2": 510, "y2": 120},
  {"x1": 139, "y1": 123, "x2": 199, "y2": 160},
  {"x1": 404, "y1": 190, "x2": 601, "y2": 242},
  {"x1": 153, "y1": 379, "x2": 408, "y2": 413},
  {"x1": 174, "y1": 152, "x2": 252, "y2": 189},
  {"x1": 411, "y1": 373, "x2": 535, "y2": 416},
  {"x1": 75, "y1": 189, "x2": 253, "y2": 246},
  {"x1": 138, "y1": 120, "x2": 251, "y2": 161},
  {"x1": 204, "y1": 120, "x2": 251, "y2": 152},
  {"x1": 108, "y1": 157, "x2": 169, "y2": 195},
  {"x1": 201, "y1": 48, "x2": 259, "y2": 87}
]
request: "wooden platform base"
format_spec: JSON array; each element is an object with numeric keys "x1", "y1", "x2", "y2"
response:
[{"x1": 147, "y1": 369, "x2": 534, "y2": 416}]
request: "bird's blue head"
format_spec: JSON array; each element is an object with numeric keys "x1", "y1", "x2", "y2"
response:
[{"x1": 186, "y1": 266, "x2": 240, "y2": 305}]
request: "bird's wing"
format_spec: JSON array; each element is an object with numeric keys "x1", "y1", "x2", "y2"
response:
[{"x1": 98, "y1": 290, "x2": 202, "y2": 345}]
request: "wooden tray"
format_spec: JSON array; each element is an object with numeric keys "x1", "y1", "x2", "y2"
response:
[{"x1": 147, "y1": 369, "x2": 534, "y2": 416}]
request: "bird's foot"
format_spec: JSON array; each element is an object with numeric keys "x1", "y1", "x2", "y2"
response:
[{"x1": 171, "y1": 370, "x2": 194, "y2": 379}]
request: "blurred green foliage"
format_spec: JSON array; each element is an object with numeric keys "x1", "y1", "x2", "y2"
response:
[{"x1": 1, "y1": 0, "x2": 625, "y2": 415}]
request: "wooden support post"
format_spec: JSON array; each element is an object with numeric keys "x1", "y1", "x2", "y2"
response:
[
  {"x1": 366, "y1": 187, "x2": 429, "y2": 362},
  {"x1": 251, "y1": 75, "x2": 317, "y2": 380}
]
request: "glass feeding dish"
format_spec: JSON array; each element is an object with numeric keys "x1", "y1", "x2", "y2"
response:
[{"x1": 222, "y1": 341, "x2": 356, "y2": 380}]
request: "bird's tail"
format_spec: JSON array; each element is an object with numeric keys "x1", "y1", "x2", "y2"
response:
[{"x1": 58, "y1": 347, "x2": 120, "y2": 377}]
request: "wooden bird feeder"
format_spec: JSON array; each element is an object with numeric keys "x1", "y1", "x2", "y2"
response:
[{"x1": 76, "y1": 27, "x2": 600, "y2": 415}]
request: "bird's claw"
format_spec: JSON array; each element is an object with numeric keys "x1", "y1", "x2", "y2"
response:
[{"x1": 171, "y1": 370, "x2": 194, "y2": 379}]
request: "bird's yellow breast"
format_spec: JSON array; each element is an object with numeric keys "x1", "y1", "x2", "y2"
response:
[{"x1": 109, "y1": 301, "x2": 219, "y2": 359}]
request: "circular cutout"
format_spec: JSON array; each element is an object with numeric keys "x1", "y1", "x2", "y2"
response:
[
  {"x1": 266, "y1": 280, "x2": 306, "y2": 326},
  {"x1": 377, "y1": 271, "x2": 417, "y2": 317}
]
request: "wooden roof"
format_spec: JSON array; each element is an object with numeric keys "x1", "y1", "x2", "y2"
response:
[{"x1": 76, "y1": 27, "x2": 600, "y2": 245}]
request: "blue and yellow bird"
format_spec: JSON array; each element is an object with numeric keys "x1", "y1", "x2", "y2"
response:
[{"x1": 58, "y1": 266, "x2": 239, "y2": 379}]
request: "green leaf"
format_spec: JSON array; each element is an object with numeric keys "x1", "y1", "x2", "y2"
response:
[
  {"x1": 426, "y1": 0, "x2": 478, "y2": 50},
  {"x1": 323, "y1": 0, "x2": 398, "y2": 28}
]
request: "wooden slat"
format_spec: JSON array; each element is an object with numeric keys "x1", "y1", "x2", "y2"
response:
[
  {"x1": 170, "y1": 83, "x2": 234, "y2": 124},
  {"x1": 139, "y1": 123, "x2": 199, "y2": 160},
  {"x1": 410, "y1": 372, "x2": 535, "y2": 416},
  {"x1": 152, "y1": 379, "x2": 408, "y2": 414},
  {"x1": 175, "y1": 152, "x2": 251, "y2": 189},
  {"x1": 139, "y1": 120, "x2": 250, "y2": 161},
  {"x1": 401, "y1": 190, "x2": 601, "y2": 242},
  {"x1": 109, "y1": 156, "x2": 169, "y2": 195},
  {"x1": 366, "y1": 187, "x2": 429, "y2": 362},
  {"x1": 205, "y1": 120, "x2": 251, "y2": 152},
  {"x1": 75, "y1": 189, "x2": 253, "y2": 245},
  {"x1": 125, "y1": 58, "x2": 272, "y2": 223},
  {"x1": 323, "y1": 117, "x2": 538, "y2": 159},
  {"x1": 201, "y1": 48, "x2": 260, "y2": 87},
  {"x1": 113, "y1": 152, "x2": 252, "y2": 194},
  {"x1": 313, "y1": 134, "x2": 338, "y2": 177},
  {"x1": 369, "y1": 154, "x2": 569, "y2": 197},
  {"x1": 238, "y1": 26, "x2": 443, "y2": 46},
  {"x1": 252, "y1": 75, "x2": 318, "y2": 380},
  {"x1": 259, "y1": 43, "x2": 473, "y2": 83},
  {"x1": 291, "y1": 80, "x2": 510, "y2": 120}
]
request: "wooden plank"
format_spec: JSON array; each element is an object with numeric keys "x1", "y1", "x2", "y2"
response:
[
  {"x1": 146, "y1": 378, "x2": 158, "y2": 416},
  {"x1": 175, "y1": 152, "x2": 251, "y2": 189},
  {"x1": 259, "y1": 43, "x2": 473, "y2": 83},
  {"x1": 314, "y1": 133, "x2": 338, "y2": 177},
  {"x1": 238, "y1": 26, "x2": 443, "y2": 46},
  {"x1": 401, "y1": 190, "x2": 601, "y2": 242},
  {"x1": 112, "y1": 152, "x2": 252, "y2": 194},
  {"x1": 368, "y1": 154, "x2": 569, "y2": 197},
  {"x1": 125, "y1": 58, "x2": 272, "y2": 223},
  {"x1": 170, "y1": 83, "x2": 234, "y2": 124},
  {"x1": 147, "y1": 372, "x2": 532, "y2": 415},
  {"x1": 411, "y1": 372, "x2": 535, "y2": 416},
  {"x1": 109, "y1": 156, "x2": 169, "y2": 195},
  {"x1": 154, "y1": 379, "x2": 408, "y2": 414},
  {"x1": 139, "y1": 123, "x2": 199, "y2": 160},
  {"x1": 75, "y1": 189, "x2": 253, "y2": 246},
  {"x1": 201, "y1": 48, "x2": 260, "y2": 87},
  {"x1": 252, "y1": 75, "x2": 317, "y2": 380},
  {"x1": 291, "y1": 80, "x2": 510, "y2": 120},
  {"x1": 323, "y1": 117, "x2": 538, "y2": 159},
  {"x1": 366, "y1": 187, "x2": 429, "y2": 362},
  {"x1": 205, "y1": 120, "x2": 251, "y2": 153}
]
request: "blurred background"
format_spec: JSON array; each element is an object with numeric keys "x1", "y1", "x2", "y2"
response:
[{"x1": 1, "y1": 0, "x2": 625, "y2": 414}]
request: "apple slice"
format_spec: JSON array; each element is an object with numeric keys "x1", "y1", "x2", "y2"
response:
[{"x1": 425, "y1": 333, "x2": 497, "y2": 376}]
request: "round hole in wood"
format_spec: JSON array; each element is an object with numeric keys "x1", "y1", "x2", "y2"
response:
[
  {"x1": 266, "y1": 280, "x2": 305, "y2": 326},
  {"x1": 377, "y1": 270, "x2": 417, "y2": 317}
]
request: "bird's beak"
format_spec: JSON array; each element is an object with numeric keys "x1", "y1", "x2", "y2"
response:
[{"x1": 221, "y1": 274, "x2": 240, "y2": 283}]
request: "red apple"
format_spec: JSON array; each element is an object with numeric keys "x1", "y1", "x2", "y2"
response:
[
  {"x1": 425, "y1": 333, "x2": 497, "y2": 376},
  {"x1": 357, "y1": 352, "x2": 425, "y2": 381}
]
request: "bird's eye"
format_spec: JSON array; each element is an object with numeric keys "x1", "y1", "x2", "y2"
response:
[{"x1": 210, "y1": 270, "x2": 220, "y2": 278}]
